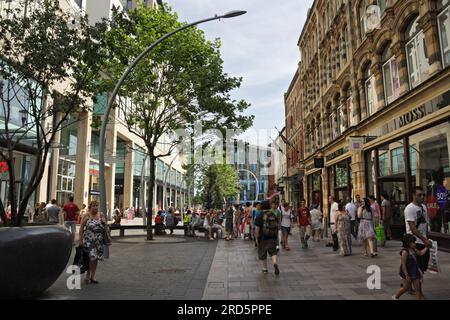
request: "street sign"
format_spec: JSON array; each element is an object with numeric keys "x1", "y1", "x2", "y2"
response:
[
  {"x1": 349, "y1": 137, "x2": 364, "y2": 152},
  {"x1": 314, "y1": 158, "x2": 324, "y2": 168}
]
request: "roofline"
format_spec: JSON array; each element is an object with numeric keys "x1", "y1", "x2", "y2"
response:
[
  {"x1": 297, "y1": 0, "x2": 318, "y2": 47},
  {"x1": 285, "y1": 66, "x2": 300, "y2": 99}
]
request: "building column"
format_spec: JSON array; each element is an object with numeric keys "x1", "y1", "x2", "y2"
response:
[
  {"x1": 48, "y1": 113, "x2": 63, "y2": 201},
  {"x1": 74, "y1": 112, "x2": 91, "y2": 208},
  {"x1": 123, "y1": 142, "x2": 134, "y2": 209},
  {"x1": 351, "y1": 150, "x2": 366, "y2": 199},
  {"x1": 105, "y1": 120, "x2": 117, "y2": 216},
  {"x1": 420, "y1": 9, "x2": 443, "y2": 77},
  {"x1": 371, "y1": 56, "x2": 385, "y2": 112},
  {"x1": 392, "y1": 39, "x2": 410, "y2": 97}
]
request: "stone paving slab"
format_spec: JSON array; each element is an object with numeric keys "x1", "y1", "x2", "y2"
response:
[
  {"x1": 39, "y1": 235, "x2": 217, "y2": 300},
  {"x1": 202, "y1": 226, "x2": 450, "y2": 300}
]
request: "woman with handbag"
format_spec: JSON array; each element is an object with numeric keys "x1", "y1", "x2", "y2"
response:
[
  {"x1": 335, "y1": 201, "x2": 352, "y2": 256},
  {"x1": 79, "y1": 200, "x2": 106, "y2": 284},
  {"x1": 357, "y1": 198, "x2": 377, "y2": 257}
]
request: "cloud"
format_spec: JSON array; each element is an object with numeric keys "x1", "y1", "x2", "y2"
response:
[{"x1": 168, "y1": 0, "x2": 314, "y2": 144}]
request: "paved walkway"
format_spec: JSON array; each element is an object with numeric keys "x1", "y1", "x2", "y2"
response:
[
  {"x1": 40, "y1": 225, "x2": 450, "y2": 300},
  {"x1": 202, "y1": 228, "x2": 450, "y2": 300}
]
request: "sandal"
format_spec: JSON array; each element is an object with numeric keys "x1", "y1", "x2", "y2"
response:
[
  {"x1": 285, "y1": 246, "x2": 290, "y2": 251},
  {"x1": 262, "y1": 269, "x2": 268, "y2": 274}
]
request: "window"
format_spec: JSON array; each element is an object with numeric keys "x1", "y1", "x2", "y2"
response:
[
  {"x1": 438, "y1": 0, "x2": 450, "y2": 68},
  {"x1": 337, "y1": 104, "x2": 347, "y2": 134},
  {"x1": 346, "y1": 88, "x2": 355, "y2": 126},
  {"x1": 317, "y1": 119, "x2": 323, "y2": 148},
  {"x1": 379, "y1": 152, "x2": 389, "y2": 176},
  {"x1": 391, "y1": 147, "x2": 405, "y2": 174},
  {"x1": 343, "y1": 27, "x2": 349, "y2": 63},
  {"x1": 378, "y1": 0, "x2": 386, "y2": 16},
  {"x1": 405, "y1": 16, "x2": 431, "y2": 88},
  {"x1": 360, "y1": 0, "x2": 368, "y2": 40},
  {"x1": 328, "y1": 112, "x2": 334, "y2": 141},
  {"x1": 364, "y1": 64, "x2": 377, "y2": 116},
  {"x1": 382, "y1": 45, "x2": 400, "y2": 105}
]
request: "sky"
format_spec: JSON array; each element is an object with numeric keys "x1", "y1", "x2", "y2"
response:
[{"x1": 168, "y1": 0, "x2": 314, "y2": 144}]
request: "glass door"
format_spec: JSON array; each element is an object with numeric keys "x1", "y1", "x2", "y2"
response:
[{"x1": 378, "y1": 178, "x2": 407, "y2": 224}]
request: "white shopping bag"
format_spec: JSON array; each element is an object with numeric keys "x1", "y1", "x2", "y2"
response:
[{"x1": 427, "y1": 240, "x2": 439, "y2": 273}]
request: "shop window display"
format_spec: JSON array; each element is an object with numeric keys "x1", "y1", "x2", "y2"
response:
[{"x1": 409, "y1": 123, "x2": 450, "y2": 234}]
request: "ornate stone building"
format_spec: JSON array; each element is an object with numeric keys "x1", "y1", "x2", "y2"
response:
[{"x1": 287, "y1": 0, "x2": 450, "y2": 248}]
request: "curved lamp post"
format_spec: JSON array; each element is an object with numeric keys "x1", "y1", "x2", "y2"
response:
[
  {"x1": 99, "y1": 10, "x2": 247, "y2": 218},
  {"x1": 238, "y1": 169, "x2": 260, "y2": 203}
]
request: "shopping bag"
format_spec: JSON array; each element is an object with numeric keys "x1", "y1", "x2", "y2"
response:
[
  {"x1": 73, "y1": 246, "x2": 89, "y2": 274},
  {"x1": 428, "y1": 240, "x2": 439, "y2": 273},
  {"x1": 375, "y1": 225, "x2": 385, "y2": 242}
]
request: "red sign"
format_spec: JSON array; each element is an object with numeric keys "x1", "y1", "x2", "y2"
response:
[
  {"x1": 89, "y1": 169, "x2": 99, "y2": 176},
  {"x1": 0, "y1": 162, "x2": 8, "y2": 173},
  {"x1": 426, "y1": 196, "x2": 438, "y2": 219}
]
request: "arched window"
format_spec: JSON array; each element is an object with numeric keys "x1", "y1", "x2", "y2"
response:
[
  {"x1": 438, "y1": 0, "x2": 450, "y2": 68},
  {"x1": 382, "y1": 43, "x2": 400, "y2": 104},
  {"x1": 306, "y1": 124, "x2": 312, "y2": 154},
  {"x1": 364, "y1": 63, "x2": 377, "y2": 116},
  {"x1": 342, "y1": 26, "x2": 349, "y2": 63},
  {"x1": 327, "y1": 103, "x2": 336, "y2": 141},
  {"x1": 336, "y1": 93, "x2": 347, "y2": 134},
  {"x1": 311, "y1": 120, "x2": 316, "y2": 152},
  {"x1": 405, "y1": 15, "x2": 431, "y2": 88}
]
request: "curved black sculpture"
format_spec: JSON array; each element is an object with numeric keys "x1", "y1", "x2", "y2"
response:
[{"x1": 0, "y1": 226, "x2": 72, "y2": 299}]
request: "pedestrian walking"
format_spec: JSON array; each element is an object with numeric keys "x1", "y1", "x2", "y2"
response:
[
  {"x1": 310, "y1": 204, "x2": 323, "y2": 241},
  {"x1": 203, "y1": 210, "x2": 214, "y2": 240},
  {"x1": 252, "y1": 202, "x2": 264, "y2": 247},
  {"x1": 224, "y1": 206, "x2": 234, "y2": 240},
  {"x1": 36, "y1": 202, "x2": 47, "y2": 224},
  {"x1": 336, "y1": 201, "x2": 352, "y2": 256},
  {"x1": 79, "y1": 200, "x2": 106, "y2": 284},
  {"x1": 327, "y1": 195, "x2": 339, "y2": 250},
  {"x1": 369, "y1": 195, "x2": 381, "y2": 254},
  {"x1": 297, "y1": 199, "x2": 312, "y2": 249},
  {"x1": 279, "y1": 202, "x2": 291, "y2": 250},
  {"x1": 243, "y1": 202, "x2": 253, "y2": 240},
  {"x1": 392, "y1": 234, "x2": 429, "y2": 300},
  {"x1": 63, "y1": 196, "x2": 80, "y2": 244},
  {"x1": 46, "y1": 199, "x2": 60, "y2": 224},
  {"x1": 345, "y1": 197, "x2": 357, "y2": 240},
  {"x1": 234, "y1": 204, "x2": 243, "y2": 239},
  {"x1": 380, "y1": 192, "x2": 393, "y2": 244},
  {"x1": 404, "y1": 186, "x2": 432, "y2": 273},
  {"x1": 255, "y1": 209, "x2": 280, "y2": 275},
  {"x1": 357, "y1": 198, "x2": 377, "y2": 257},
  {"x1": 165, "y1": 209, "x2": 176, "y2": 235}
]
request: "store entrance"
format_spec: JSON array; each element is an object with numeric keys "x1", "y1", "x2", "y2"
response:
[{"x1": 378, "y1": 178, "x2": 407, "y2": 237}]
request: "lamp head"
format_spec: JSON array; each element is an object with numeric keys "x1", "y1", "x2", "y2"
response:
[{"x1": 221, "y1": 10, "x2": 247, "y2": 18}]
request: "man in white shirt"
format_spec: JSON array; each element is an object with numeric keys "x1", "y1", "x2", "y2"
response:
[
  {"x1": 345, "y1": 197, "x2": 357, "y2": 239},
  {"x1": 327, "y1": 195, "x2": 339, "y2": 248},
  {"x1": 404, "y1": 186, "x2": 431, "y2": 273}
]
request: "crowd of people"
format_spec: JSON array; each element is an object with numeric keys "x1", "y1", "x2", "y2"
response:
[{"x1": 4, "y1": 184, "x2": 432, "y2": 298}]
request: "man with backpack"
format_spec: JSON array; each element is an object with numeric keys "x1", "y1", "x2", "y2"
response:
[{"x1": 255, "y1": 209, "x2": 280, "y2": 275}]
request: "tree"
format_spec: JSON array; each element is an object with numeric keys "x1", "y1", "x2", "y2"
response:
[
  {"x1": 0, "y1": 0, "x2": 109, "y2": 225},
  {"x1": 198, "y1": 163, "x2": 240, "y2": 210},
  {"x1": 101, "y1": 4, "x2": 253, "y2": 239}
]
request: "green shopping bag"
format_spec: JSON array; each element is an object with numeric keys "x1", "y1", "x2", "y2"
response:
[{"x1": 375, "y1": 225, "x2": 385, "y2": 242}]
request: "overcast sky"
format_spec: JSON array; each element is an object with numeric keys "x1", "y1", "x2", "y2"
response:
[{"x1": 168, "y1": 0, "x2": 314, "y2": 144}]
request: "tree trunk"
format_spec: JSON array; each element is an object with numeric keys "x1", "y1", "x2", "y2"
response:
[
  {"x1": 7, "y1": 155, "x2": 17, "y2": 226},
  {"x1": 146, "y1": 154, "x2": 156, "y2": 240},
  {"x1": 141, "y1": 154, "x2": 147, "y2": 226}
]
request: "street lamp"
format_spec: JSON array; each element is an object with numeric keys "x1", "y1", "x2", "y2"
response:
[
  {"x1": 98, "y1": 10, "x2": 246, "y2": 225},
  {"x1": 238, "y1": 169, "x2": 260, "y2": 204}
]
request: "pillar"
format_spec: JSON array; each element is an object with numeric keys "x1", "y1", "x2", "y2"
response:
[
  {"x1": 74, "y1": 111, "x2": 91, "y2": 208},
  {"x1": 49, "y1": 113, "x2": 62, "y2": 201},
  {"x1": 123, "y1": 141, "x2": 134, "y2": 209},
  {"x1": 351, "y1": 150, "x2": 366, "y2": 199},
  {"x1": 105, "y1": 119, "x2": 117, "y2": 216}
]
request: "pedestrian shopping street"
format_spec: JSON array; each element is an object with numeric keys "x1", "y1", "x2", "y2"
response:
[{"x1": 41, "y1": 222, "x2": 450, "y2": 300}]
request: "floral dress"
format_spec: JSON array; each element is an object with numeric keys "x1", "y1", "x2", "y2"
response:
[
  {"x1": 83, "y1": 218, "x2": 105, "y2": 261},
  {"x1": 337, "y1": 213, "x2": 352, "y2": 256},
  {"x1": 358, "y1": 209, "x2": 376, "y2": 241}
]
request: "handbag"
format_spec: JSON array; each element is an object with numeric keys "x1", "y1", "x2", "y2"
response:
[
  {"x1": 73, "y1": 246, "x2": 89, "y2": 274},
  {"x1": 375, "y1": 224, "x2": 385, "y2": 242}
]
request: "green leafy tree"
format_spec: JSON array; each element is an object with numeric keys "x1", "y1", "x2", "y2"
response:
[
  {"x1": 0, "y1": 0, "x2": 109, "y2": 225},
  {"x1": 101, "y1": 4, "x2": 253, "y2": 239}
]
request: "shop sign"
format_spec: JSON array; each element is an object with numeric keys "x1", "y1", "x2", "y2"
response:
[
  {"x1": 426, "y1": 196, "x2": 438, "y2": 219},
  {"x1": 314, "y1": 158, "x2": 324, "y2": 168},
  {"x1": 326, "y1": 147, "x2": 349, "y2": 162},
  {"x1": 436, "y1": 185, "x2": 448, "y2": 208},
  {"x1": 349, "y1": 137, "x2": 364, "y2": 152},
  {"x1": 398, "y1": 105, "x2": 426, "y2": 128}
]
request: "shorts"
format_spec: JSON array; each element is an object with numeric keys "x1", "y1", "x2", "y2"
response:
[
  {"x1": 281, "y1": 226, "x2": 291, "y2": 236},
  {"x1": 258, "y1": 239, "x2": 278, "y2": 260},
  {"x1": 299, "y1": 225, "x2": 312, "y2": 238}
]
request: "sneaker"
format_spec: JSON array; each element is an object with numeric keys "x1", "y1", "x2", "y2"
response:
[{"x1": 274, "y1": 264, "x2": 280, "y2": 275}]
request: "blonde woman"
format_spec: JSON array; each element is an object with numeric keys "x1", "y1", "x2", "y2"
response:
[{"x1": 79, "y1": 200, "x2": 106, "y2": 284}]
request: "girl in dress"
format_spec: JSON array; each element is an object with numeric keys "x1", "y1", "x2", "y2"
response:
[
  {"x1": 357, "y1": 198, "x2": 377, "y2": 257},
  {"x1": 335, "y1": 202, "x2": 352, "y2": 256},
  {"x1": 392, "y1": 234, "x2": 428, "y2": 300}
]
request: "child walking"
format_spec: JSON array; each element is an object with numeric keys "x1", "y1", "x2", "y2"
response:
[{"x1": 392, "y1": 234, "x2": 429, "y2": 300}]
